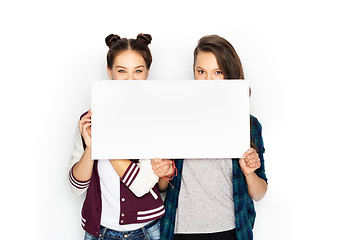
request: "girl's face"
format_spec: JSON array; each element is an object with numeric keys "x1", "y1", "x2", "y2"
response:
[
  {"x1": 107, "y1": 50, "x2": 149, "y2": 80},
  {"x1": 194, "y1": 51, "x2": 224, "y2": 80}
]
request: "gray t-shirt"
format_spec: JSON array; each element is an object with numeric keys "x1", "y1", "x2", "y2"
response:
[{"x1": 174, "y1": 158, "x2": 235, "y2": 234}]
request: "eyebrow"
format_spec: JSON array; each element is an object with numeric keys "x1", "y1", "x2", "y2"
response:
[
  {"x1": 196, "y1": 66, "x2": 222, "y2": 71},
  {"x1": 134, "y1": 65, "x2": 145, "y2": 69},
  {"x1": 115, "y1": 66, "x2": 127, "y2": 69},
  {"x1": 115, "y1": 65, "x2": 145, "y2": 69}
]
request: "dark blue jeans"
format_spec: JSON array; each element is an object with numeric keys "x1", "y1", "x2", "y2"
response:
[{"x1": 84, "y1": 220, "x2": 160, "y2": 240}]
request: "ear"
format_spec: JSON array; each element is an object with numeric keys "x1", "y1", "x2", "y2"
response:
[{"x1": 107, "y1": 66, "x2": 112, "y2": 80}]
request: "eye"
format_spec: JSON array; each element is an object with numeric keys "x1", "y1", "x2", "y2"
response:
[
  {"x1": 135, "y1": 70, "x2": 143, "y2": 73},
  {"x1": 215, "y1": 70, "x2": 223, "y2": 75},
  {"x1": 118, "y1": 69, "x2": 126, "y2": 73},
  {"x1": 197, "y1": 70, "x2": 205, "y2": 74}
]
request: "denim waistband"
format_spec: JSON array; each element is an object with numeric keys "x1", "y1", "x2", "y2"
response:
[
  {"x1": 99, "y1": 219, "x2": 159, "y2": 238},
  {"x1": 143, "y1": 219, "x2": 159, "y2": 229}
]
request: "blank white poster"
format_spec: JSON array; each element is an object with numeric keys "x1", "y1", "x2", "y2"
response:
[{"x1": 91, "y1": 80, "x2": 250, "y2": 159}]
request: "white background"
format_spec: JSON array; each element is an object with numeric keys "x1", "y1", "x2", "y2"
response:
[{"x1": 1, "y1": 0, "x2": 359, "y2": 239}]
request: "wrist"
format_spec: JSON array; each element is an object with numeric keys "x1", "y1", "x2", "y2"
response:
[
  {"x1": 164, "y1": 172, "x2": 174, "y2": 178},
  {"x1": 164, "y1": 168, "x2": 175, "y2": 178},
  {"x1": 84, "y1": 146, "x2": 92, "y2": 156},
  {"x1": 164, "y1": 160, "x2": 177, "y2": 181},
  {"x1": 244, "y1": 171, "x2": 256, "y2": 178}
]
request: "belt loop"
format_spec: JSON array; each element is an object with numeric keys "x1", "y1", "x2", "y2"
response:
[
  {"x1": 141, "y1": 225, "x2": 149, "y2": 239},
  {"x1": 99, "y1": 226, "x2": 107, "y2": 239}
]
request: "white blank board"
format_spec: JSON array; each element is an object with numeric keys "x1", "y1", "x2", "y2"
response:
[{"x1": 91, "y1": 80, "x2": 250, "y2": 159}]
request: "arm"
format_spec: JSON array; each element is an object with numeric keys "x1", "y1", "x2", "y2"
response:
[
  {"x1": 68, "y1": 110, "x2": 93, "y2": 196},
  {"x1": 158, "y1": 178, "x2": 170, "y2": 192},
  {"x1": 151, "y1": 158, "x2": 174, "y2": 192},
  {"x1": 73, "y1": 146, "x2": 93, "y2": 181},
  {"x1": 110, "y1": 159, "x2": 159, "y2": 197},
  {"x1": 109, "y1": 159, "x2": 131, "y2": 177},
  {"x1": 244, "y1": 171, "x2": 267, "y2": 201},
  {"x1": 239, "y1": 148, "x2": 267, "y2": 201}
]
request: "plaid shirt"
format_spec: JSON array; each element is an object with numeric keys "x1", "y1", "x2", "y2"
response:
[{"x1": 160, "y1": 115, "x2": 267, "y2": 240}]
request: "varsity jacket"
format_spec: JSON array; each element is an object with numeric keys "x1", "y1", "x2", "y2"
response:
[{"x1": 68, "y1": 113, "x2": 165, "y2": 237}]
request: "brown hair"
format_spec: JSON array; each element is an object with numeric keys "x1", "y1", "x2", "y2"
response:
[
  {"x1": 193, "y1": 35, "x2": 244, "y2": 79},
  {"x1": 194, "y1": 35, "x2": 257, "y2": 151},
  {"x1": 105, "y1": 33, "x2": 152, "y2": 69}
]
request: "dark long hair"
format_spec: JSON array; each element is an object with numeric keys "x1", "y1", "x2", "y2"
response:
[
  {"x1": 105, "y1": 33, "x2": 152, "y2": 69},
  {"x1": 193, "y1": 35, "x2": 257, "y2": 151},
  {"x1": 193, "y1": 35, "x2": 244, "y2": 79}
]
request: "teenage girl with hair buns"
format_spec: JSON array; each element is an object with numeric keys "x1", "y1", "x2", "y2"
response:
[{"x1": 68, "y1": 33, "x2": 173, "y2": 240}]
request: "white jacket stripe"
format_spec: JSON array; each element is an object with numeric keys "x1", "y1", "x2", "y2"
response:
[
  {"x1": 137, "y1": 209, "x2": 165, "y2": 221},
  {"x1": 137, "y1": 205, "x2": 164, "y2": 215},
  {"x1": 122, "y1": 163, "x2": 136, "y2": 184},
  {"x1": 125, "y1": 166, "x2": 140, "y2": 187}
]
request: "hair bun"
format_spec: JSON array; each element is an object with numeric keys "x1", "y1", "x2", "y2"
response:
[
  {"x1": 105, "y1": 34, "x2": 121, "y2": 48},
  {"x1": 137, "y1": 33, "x2": 152, "y2": 45}
]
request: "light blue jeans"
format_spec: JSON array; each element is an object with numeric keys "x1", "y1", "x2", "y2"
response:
[{"x1": 84, "y1": 220, "x2": 160, "y2": 240}]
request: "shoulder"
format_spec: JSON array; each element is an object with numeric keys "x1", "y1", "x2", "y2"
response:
[
  {"x1": 250, "y1": 115, "x2": 263, "y2": 132},
  {"x1": 250, "y1": 115, "x2": 265, "y2": 153}
]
